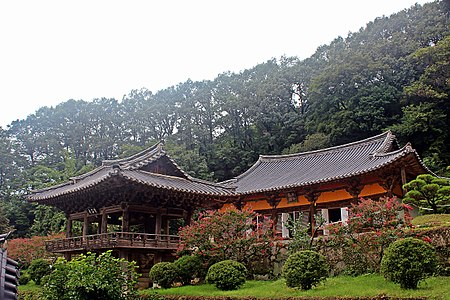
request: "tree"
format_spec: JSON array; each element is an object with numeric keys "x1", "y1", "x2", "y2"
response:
[
  {"x1": 177, "y1": 208, "x2": 279, "y2": 276},
  {"x1": 403, "y1": 174, "x2": 450, "y2": 214}
]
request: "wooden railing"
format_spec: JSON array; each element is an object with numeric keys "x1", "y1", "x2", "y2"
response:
[{"x1": 45, "y1": 232, "x2": 180, "y2": 253}]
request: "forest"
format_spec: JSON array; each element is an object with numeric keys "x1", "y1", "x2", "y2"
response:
[{"x1": 0, "y1": 0, "x2": 449, "y2": 238}]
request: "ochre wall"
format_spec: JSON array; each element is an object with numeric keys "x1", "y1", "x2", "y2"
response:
[{"x1": 222, "y1": 182, "x2": 389, "y2": 212}]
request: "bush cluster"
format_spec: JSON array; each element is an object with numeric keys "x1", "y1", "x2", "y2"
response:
[
  {"x1": 174, "y1": 255, "x2": 205, "y2": 284},
  {"x1": 42, "y1": 251, "x2": 139, "y2": 300},
  {"x1": 149, "y1": 262, "x2": 179, "y2": 288},
  {"x1": 206, "y1": 260, "x2": 247, "y2": 290},
  {"x1": 28, "y1": 258, "x2": 51, "y2": 285},
  {"x1": 282, "y1": 250, "x2": 329, "y2": 290},
  {"x1": 381, "y1": 237, "x2": 437, "y2": 289}
]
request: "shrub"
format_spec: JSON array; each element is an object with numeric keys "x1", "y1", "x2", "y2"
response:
[
  {"x1": 18, "y1": 270, "x2": 30, "y2": 285},
  {"x1": 149, "y1": 262, "x2": 179, "y2": 288},
  {"x1": 282, "y1": 250, "x2": 329, "y2": 290},
  {"x1": 206, "y1": 260, "x2": 247, "y2": 290},
  {"x1": 177, "y1": 208, "x2": 280, "y2": 276},
  {"x1": 42, "y1": 251, "x2": 139, "y2": 300},
  {"x1": 28, "y1": 258, "x2": 51, "y2": 285},
  {"x1": 6, "y1": 233, "x2": 64, "y2": 269},
  {"x1": 174, "y1": 255, "x2": 205, "y2": 284},
  {"x1": 381, "y1": 237, "x2": 437, "y2": 289}
]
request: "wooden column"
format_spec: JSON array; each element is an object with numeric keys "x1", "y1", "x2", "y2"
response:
[
  {"x1": 401, "y1": 166, "x2": 407, "y2": 196},
  {"x1": 66, "y1": 216, "x2": 72, "y2": 238},
  {"x1": 155, "y1": 211, "x2": 162, "y2": 238},
  {"x1": 82, "y1": 212, "x2": 88, "y2": 237},
  {"x1": 101, "y1": 209, "x2": 108, "y2": 234},
  {"x1": 122, "y1": 206, "x2": 129, "y2": 232},
  {"x1": 266, "y1": 195, "x2": 281, "y2": 236},
  {"x1": 184, "y1": 209, "x2": 193, "y2": 227},
  {"x1": 305, "y1": 191, "x2": 320, "y2": 237}
]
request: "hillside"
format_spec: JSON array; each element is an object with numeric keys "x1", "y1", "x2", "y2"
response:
[{"x1": 0, "y1": 0, "x2": 448, "y2": 238}]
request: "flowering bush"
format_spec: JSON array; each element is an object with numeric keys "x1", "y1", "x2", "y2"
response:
[
  {"x1": 326, "y1": 197, "x2": 412, "y2": 274},
  {"x1": 6, "y1": 233, "x2": 64, "y2": 268},
  {"x1": 177, "y1": 208, "x2": 280, "y2": 276}
]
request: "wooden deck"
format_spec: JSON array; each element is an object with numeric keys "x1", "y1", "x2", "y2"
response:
[{"x1": 45, "y1": 232, "x2": 180, "y2": 253}]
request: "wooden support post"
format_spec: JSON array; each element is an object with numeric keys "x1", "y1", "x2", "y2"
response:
[
  {"x1": 401, "y1": 167, "x2": 407, "y2": 196},
  {"x1": 101, "y1": 209, "x2": 108, "y2": 234},
  {"x1": 82, "y1": 212, "x2": 88, "y2": 237},
  {"x1": 66, "y1": 216, "x2": 72, "y2": 238},
  {"x1": 305, "y1": 190, "x2": 320, "y2": 237},
  {"x1": 122, "y1": 206, "x2": 129, "y2": 232},
  {"x1": 266, "y1": 195, "x2": 281, "y2": 236},
  {"x1": 155, "y1": 211, "x2": 162, "y2": 239},
  {"x1": 184, "y1": 209, "x2": 193, "y2": 227}
]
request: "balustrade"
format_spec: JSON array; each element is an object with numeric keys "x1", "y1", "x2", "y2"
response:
[{"x1": 45, "y1": 232, "x2": 180, "y2": 252}]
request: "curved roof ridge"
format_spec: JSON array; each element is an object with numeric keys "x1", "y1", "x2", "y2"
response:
[
  {"x1": 69, "y1": 165, "x2": 109, "y2": 182},
  {"x1": 259, "y1": 131, "x2": 391, "y2": 161},
  {"x1": 102, "y1": 141, "x2": 163, "y2": 167}
]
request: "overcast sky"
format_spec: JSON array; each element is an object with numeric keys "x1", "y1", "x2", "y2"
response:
[{"x1": 0, "y1": 0, "x2": 433, "y2": 128}]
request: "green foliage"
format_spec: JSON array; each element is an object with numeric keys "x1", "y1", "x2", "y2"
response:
[
  {"x1": 174, "y1": 255, "x2": 205, "y2": 285},
  {"x1": 403, "y1": 174, "x2": 450, "y2": 213},
  {"x1": 42, "y1": 251, "x2": 139, "y2": 300},
  {"x1": 149, "y1": 262, "x2": 179, "y2": 289},
  {"x1": 18, "y1": 270, "x2": 31, "y2": 285},
  {"x1": 412, "y1": 214, "x2": 450, "y2": 227},
  {"x1": 177, "y1": 208, "x2": 279, "y2": 276},
  {"x1": 30, "y1": 205, "x2": 65, "y2": 236},
  {"x1": 282, "y1": 250, "x2": 328, "y2": 290},
  {"x1": 381, "y1": 237, "x2": 437, "y2": 289},
  {"x1": 327, "y1": 197, "x2": 412, "y2": 275},
  {"x1": 140, "y1": 275, "x2": 450, "y2": 299},
  {"x1": 206, "y1": 260, "x2": 247, "y2": 291},
  {"x1": 28, "y1": 259, "x2": 51, "y2": 285}
]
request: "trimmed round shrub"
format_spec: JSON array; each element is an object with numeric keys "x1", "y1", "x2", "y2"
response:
[
  {"x1": 149, "y1": 262, "x2": 178, "y2": 288},
  {"x1": 206, "y1": 260, "x2": 247, "y2": 290},
  {"x1": 174, "y1": 255, "x2": 205, "y2": 284},
  {"x1": 28, "y1": 258, "x2": 51, "y2": 285},
  {"x1": 381, "y1": 237, "x2": 437, "y2": 289},
  {"x1": 282, "y1": 250, "x2": 329, "y2": 290}
]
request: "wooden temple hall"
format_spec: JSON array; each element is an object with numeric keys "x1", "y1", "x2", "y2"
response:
[{"x1": 29, "y1": 131, "x2": 430, "y2": 287}]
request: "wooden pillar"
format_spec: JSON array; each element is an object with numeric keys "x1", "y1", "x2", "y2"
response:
[
  {"x1": 155, "y1": 211, "x2": 162, "y2": 238},
  {"x1": 82, "y1": 212, "x2": 88, "y2": 237},
  {"x1": 101, "y1": 209, "x2": 108, "y2": 234},
  {"x1": 164, "y1": 217, "x2": 170, "y2": 235},
  {"x1": 66, "y1": 216, "x2": 72, "y2": 238},
  {"x1": 184, "y1": 209, "x2": 193, "y2": 227},
  {"x1": 305, "y1": 191, "x2": 320, "y2": 237},
  {"x1": 122, "y1": 206, "x2": 129, "y2": 232},
  {"x1": 64, "y1": 253, "x2": 72, "y2": 261},
  {"x1": 401, "y1": 166, "x2": 407, "y2": 196},
  {"x1": 266, "y1": 195, "x2": 281, "y2": 236}
]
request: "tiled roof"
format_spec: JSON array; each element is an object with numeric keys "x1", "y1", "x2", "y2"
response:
[
  {"x1": 29, "y1": 142, "x2": 234, "y2": 202},
  {"x1": 29, "y1": 132, "x2": 430, "y2": 203},
  {"x1": 228, "y1": 131, "x2": 430, "y2": 194}
]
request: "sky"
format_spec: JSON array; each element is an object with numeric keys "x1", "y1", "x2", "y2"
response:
[{"x1": 0, "y1": 0, "x2": 433, "y2": 128}]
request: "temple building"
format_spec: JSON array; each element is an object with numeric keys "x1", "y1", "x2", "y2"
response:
[{"x1": 28, "y1": 131, "x2": 430, "y2": 287}]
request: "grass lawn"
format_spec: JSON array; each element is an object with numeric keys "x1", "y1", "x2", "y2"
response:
[
  {"x1": 412, "y1": 214, "x2": 450, "y2": 228},
  {"x1": 141, "y1": 274, "x2": 450, "y2": 300},
  {"x1": 18, "y1": 281, "x2": 41, "y2": 292}
]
